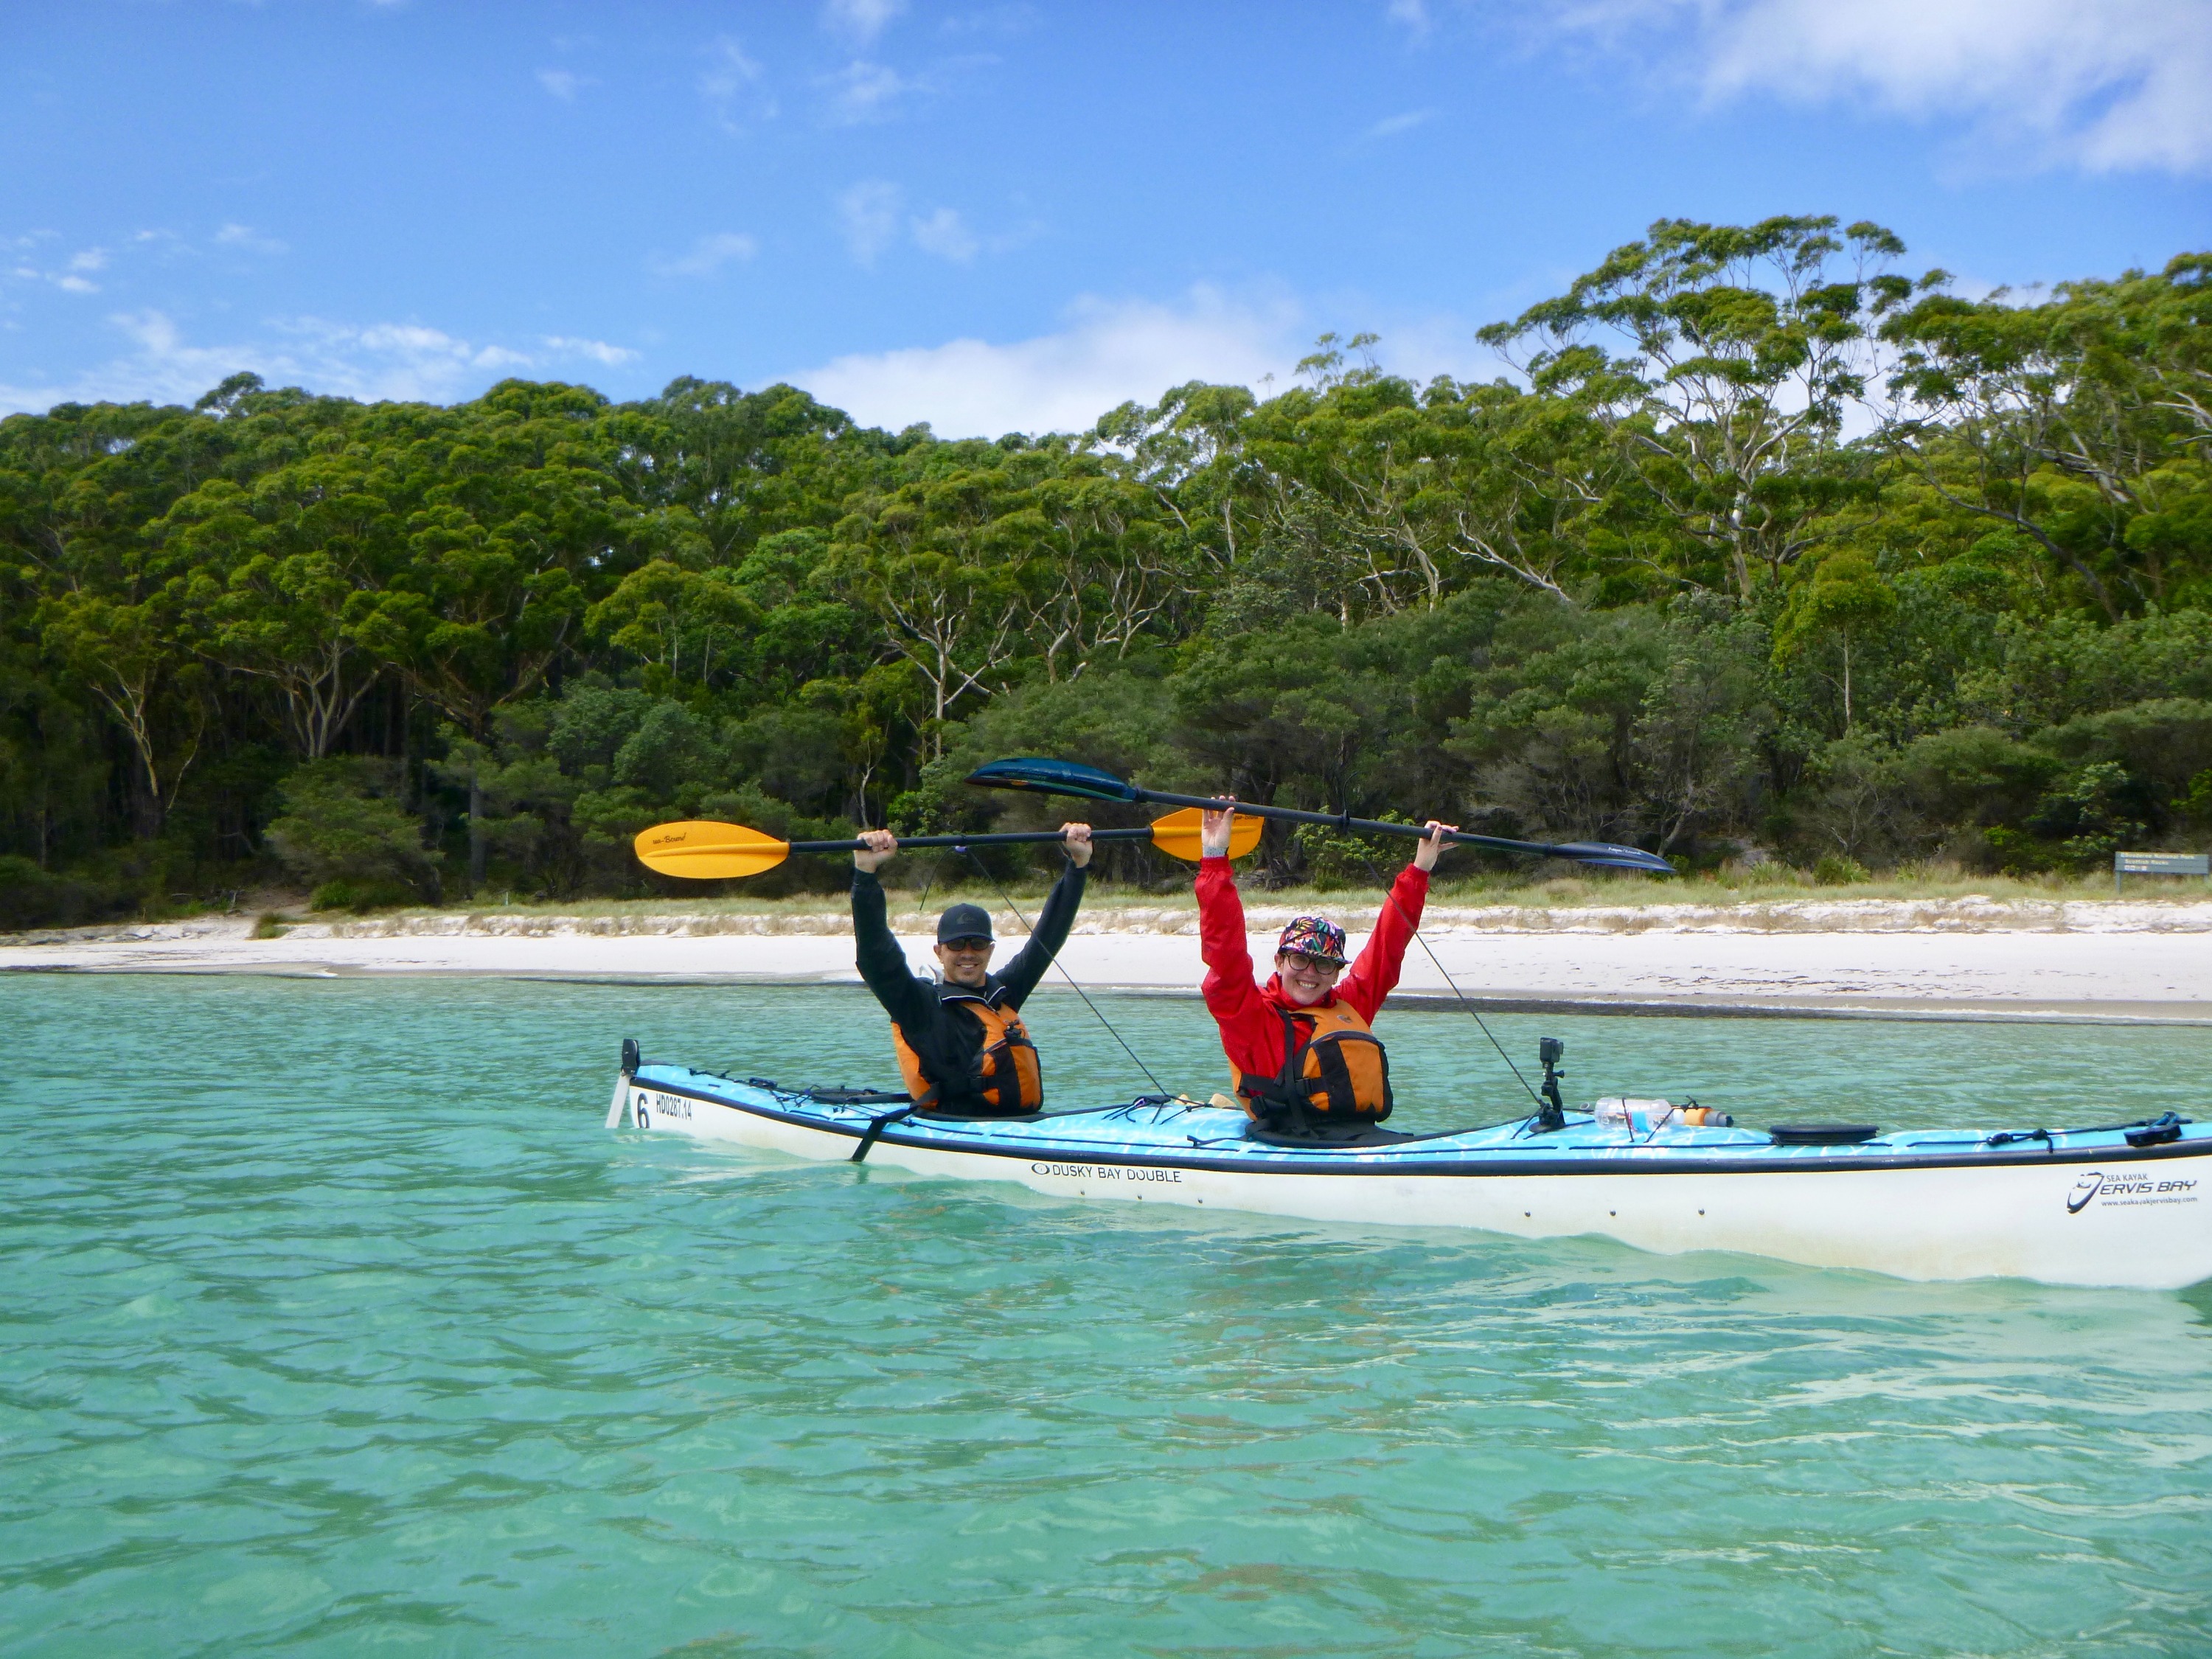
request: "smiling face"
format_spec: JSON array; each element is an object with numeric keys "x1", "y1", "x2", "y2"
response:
[
  {"x1": 934, "y1": 937, "x2": 994, "y2": 988},
  {"x1": 1275, "y1": 950, "x2": 1344, "y2": 1007}
]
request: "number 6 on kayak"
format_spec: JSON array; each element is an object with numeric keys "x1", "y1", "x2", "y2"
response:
[{"x1": 632, "y1": 805, "x2": 1262, "y2": 880}]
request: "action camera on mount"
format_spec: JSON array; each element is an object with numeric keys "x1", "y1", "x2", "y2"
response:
[{"x1": 1534, "y1": 1037, "x2": 1567, "y2": 1133}]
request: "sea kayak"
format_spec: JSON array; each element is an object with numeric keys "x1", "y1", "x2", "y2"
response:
[{"x1": 608, "y1": 1047, "x2": 2212, "y2": 1290}]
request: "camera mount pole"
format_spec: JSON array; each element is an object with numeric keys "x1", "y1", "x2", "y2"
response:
[{"x1": 1535, "y1": 1038, "x2": 1567, "y2": 1135}]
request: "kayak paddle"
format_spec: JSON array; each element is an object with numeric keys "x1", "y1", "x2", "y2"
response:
[
  {"x1": 633, "y1": 805, "x2": 1264, "y2": 880},
  {"x1": 961, "y1": 757, "x2": 1677, "y2": 875}
]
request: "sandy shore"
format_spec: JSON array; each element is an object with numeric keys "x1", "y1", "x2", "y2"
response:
[{"x1": 7, "y1": 895, "x2": 2211, "y2": 1023}]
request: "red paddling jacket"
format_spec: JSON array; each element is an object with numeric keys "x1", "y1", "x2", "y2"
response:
[{"x1": 1195, "y1": 855, "x2": 1427, "y2": 1119}]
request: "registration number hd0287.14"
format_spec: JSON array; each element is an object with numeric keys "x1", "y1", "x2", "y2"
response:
[{"x1": 635, "y1": 1091, "x2": 692, "y2": 1127}]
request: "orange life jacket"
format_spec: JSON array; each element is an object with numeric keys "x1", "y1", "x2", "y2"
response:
[
  {"x1": 891, "y1": 995, "x2": 1043, "y2": 1114},
  {"x1": 1234, "y1": 1001, "x2": 1393, "y2": 1122}
]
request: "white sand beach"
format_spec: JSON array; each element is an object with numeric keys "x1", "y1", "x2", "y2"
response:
[{"x1": 8, "y1": 894, "x2": 2211, "y2": 1022}]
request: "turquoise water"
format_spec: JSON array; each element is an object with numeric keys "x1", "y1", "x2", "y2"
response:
[{"x1": 5, "y1": 975, "x2": 2211, "y2": 1657}]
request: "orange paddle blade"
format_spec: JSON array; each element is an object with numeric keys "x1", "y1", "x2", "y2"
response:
[
  {"x1": 1147, "y1": 806, "x2": 1263, "y2": 862},
  {"x1": 633, "y1": 821, "x2": 791, "y2": 879}
]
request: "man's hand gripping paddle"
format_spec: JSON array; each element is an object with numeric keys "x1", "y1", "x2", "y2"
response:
[
  {"x1": 960, "y1": 757, "x2": 1676, "y2": 875},
  {"x1": 633, "y1": 806, "x2": 1262, "y2": 880}
]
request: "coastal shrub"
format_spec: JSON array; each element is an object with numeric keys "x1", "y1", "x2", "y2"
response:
[
  {"x1": 1894, "y1": 727, "x2": 2061, "y2": 831},
  {"x1": 1790, "y1": 736, "x2": 1911, "y2": 865},
  {"x1": 2042, "y1": 699, "x2": 2212, "y2": 801},
  {"x1": 1812, "y1": 852, "x2": 1871, "y2": 886},
  {"x1": 1293, "y1": 822, "x2": 1385, "y2": 891},
  {"x1": 0, "y1": 855, "x2": 104, "y2": 929},
  {"x1": 2183, "y1": 771, "x2": 2212, "y2": 830},
  {"x1": 1985, "y1": 827, "x2": 2056, "y2": 875},
  {"x1": 265, "y1": 759, "x2": 437, "y2": 899},
  {"x1": 308, "y1": 878, "x2": 415, "y2": 913}
]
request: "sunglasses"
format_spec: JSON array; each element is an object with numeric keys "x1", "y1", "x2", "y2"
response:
[
  {"x1": 941, "y1": 937, "x2": 992, "y2": 952},
  {"x1": 1283, "y1": 953, "x2": 1344, "y2": 975}
]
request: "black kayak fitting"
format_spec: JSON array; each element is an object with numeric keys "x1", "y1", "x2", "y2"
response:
[
  {"x1": 849, "y1": 1105, "x2": 919, "y2": 1164},
  {"x1": 2126, "y1": 1112, "x2": 2185, "y2": 1147},
  {"x1": 1769, "y1": 1124, "x2": 1882, "y2": 1146}
]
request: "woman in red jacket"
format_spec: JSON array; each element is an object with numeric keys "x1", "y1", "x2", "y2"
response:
[{"x1": 1197, "y1": 807, "x2": 1453, "y2": 1134}]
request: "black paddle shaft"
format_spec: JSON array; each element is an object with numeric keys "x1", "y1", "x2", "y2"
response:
[
  {"x1": 958, "y1": 758, "x2": 1675, "y2": 873},
  {"x1": 784, "y1": 827, "x2": 1158, "y2": 854},
  {"x1": 1106, "y1": 787, "x2": 1669, "y2": 872}
]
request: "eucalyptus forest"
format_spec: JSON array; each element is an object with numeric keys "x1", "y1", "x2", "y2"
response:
[{"x1": 4, "y1": 216, "x2": 2210, "y2": 923}]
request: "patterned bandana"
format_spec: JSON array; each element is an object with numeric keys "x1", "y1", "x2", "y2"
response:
[{"x1": 1276, "y1": 915, "x2": 1348, "y2": 967}]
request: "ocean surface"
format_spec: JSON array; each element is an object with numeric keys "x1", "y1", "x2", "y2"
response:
[{"x1": 5, "y1": 974, "x2": 2211, "y2": 1657}]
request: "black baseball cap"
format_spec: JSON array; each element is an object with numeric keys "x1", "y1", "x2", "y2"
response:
[{"x1": 936, "y1": 903, "x2": 995, "y2": 945}]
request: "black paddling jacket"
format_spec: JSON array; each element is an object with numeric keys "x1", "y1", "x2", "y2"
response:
[{"x1": 850, "y1": 862, "x2": 1087, "y2": 1116}]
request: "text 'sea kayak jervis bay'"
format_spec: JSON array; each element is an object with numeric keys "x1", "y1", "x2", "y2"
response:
[{"x1": 608, "y1": 1050, "x2": 2212, "y2": 1291}]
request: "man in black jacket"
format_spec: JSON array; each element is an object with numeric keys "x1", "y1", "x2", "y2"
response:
[{"x1": 851, "y1": 824, "x2": 1092, "y2": 1116}]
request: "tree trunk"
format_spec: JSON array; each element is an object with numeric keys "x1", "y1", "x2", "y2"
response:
[{"x1": 468, "y1": 764, "x2": 486, "y2": 891}]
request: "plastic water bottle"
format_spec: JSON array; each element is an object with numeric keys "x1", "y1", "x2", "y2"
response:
[{"x1": 1595, "y1": 1097, "x2": 1676, "y2": 1133}]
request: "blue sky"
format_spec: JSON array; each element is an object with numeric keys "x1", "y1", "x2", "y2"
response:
[{"x1": 4, "y1": 0, "x2": 2208, "y2": 434}]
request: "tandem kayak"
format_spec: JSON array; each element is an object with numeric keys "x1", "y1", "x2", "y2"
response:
[{"x1": 608, "y1": 1046, "x2": 2212, "y2": 1291}]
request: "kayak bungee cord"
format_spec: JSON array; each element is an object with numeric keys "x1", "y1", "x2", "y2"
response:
[{"x1": 956, "y1": 844, "x2": 1174, "y2": 1101}]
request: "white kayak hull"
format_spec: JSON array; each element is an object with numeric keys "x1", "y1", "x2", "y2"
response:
[{"x1": 613, "y1": 1068, "x2": 2212, "y2": 1291}]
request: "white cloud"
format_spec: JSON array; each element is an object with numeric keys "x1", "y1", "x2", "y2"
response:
[
  {"x1": 214, "y1": 222, "x2": 288, "y2": 255},
  {"x1": 701, "y1": 35, "x2": 762, "y2": 94},
  {"x1": 835, "y1": 185, "x2": 1026, "y2": 267},
  {"x1": 1366, "y1": 108, "x2": 1435, "y2": 138},
  {"x1": 790, "y1": 288, "x2": 1304, "y2": 437},
  {"x1": 650, "y1": 232, "x2": 760, "y2": 277},
  {"x1": 822, "y1": 60, "x2": 910, "y2": 123},
  {"x1": 1550, "y1": 0, "x2": 2212, "y2": 174},
  {"x1": 543, "y1": 335, "x2": 640, "y2": 366},
  {"x1": 699, "y1": 35, "x2": 775, "y2": 128},
  {"x1": 939, "y1": 4, "x2": 1039, "y2": 37},
  {"x1": 1388, "y1": 0, "x2": 1431, "y2": 33},
  {"x1": 537, "y1": 68, "x2": 588, "y2": 100},
  {"x1": 910, "y1": 206, "x2": 979, "y2": 263},
  {"x1": 824, "y1": 0, "x2": 907, "y2": 46},
  {"x1": 0, "y1": 310, "x2": 642, "y2": 416},
  {"x1": 838, "y1": 180, "x2": 905, "y2": 265},
  {"x1": 1, "y1": 236, "x2": 111, "y2": 294}
]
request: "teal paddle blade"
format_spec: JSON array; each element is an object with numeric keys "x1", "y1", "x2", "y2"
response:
[{"x1": 964, "y1": 757, "x2": 1141, "y2": 803}]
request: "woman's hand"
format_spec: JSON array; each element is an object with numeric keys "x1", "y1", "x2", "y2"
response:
[
  {"x1": 1062, "y1": 822, "x2": 1093, "y2": 868},
  {"x1": 1413, "y1": 820, "x2": 1455, "y2": 873},
  {"x1": 853, "y1": 829, "x2": 898, "y2": 872},
  {"x1": 1200, "y1": 801, "x2": 1237, "y2": 859}
]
